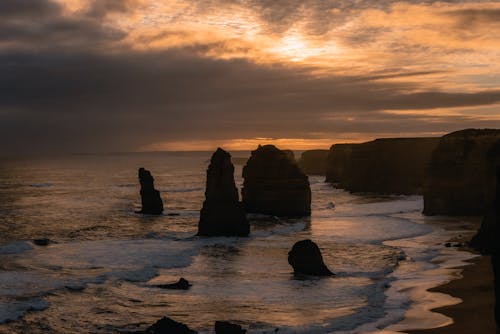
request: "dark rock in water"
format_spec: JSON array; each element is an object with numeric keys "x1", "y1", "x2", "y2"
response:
[
  {"x1": 424, "y1": 129, "x2": 500, "y2": 216},
  {"x1": 138, "y1": 168, "x2": 164, "y2": 215},
  {"x1": 325, "y1": 138, "x2": 439, "y2": 195},
  {"x1": 146, "y1": 316, "x2": 197, "y2": 334},
  {"x1": 155, "y1": 277, "x2": 191, "y2": 290},
  {"x1": 215, "y1": 321, "x2": 246, "y2": 334},
  {"x1": 298, "y1": 150, "x2": 329, "y2": 175},
  {"x1": 242, "y1": 145, "x2": 311, "y2": 217},
  {"x1": 33, "y1": 238, "x2": 51, "y2": 246},
  {"x1": 288, "y1": 239, "x2": 334, "y2": 276},
  {"x1": 198, "y1": 148, "x2": 249, "y2": 237}
]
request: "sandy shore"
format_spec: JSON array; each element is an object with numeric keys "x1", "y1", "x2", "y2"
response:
[{"x1": 408, "y1": 254, "x2": 496, "y2": 334}]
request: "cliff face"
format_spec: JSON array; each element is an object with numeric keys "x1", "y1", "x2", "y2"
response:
[
  {"x1": 198, "y1": 148, "x2": 249, "y2": 236},
  {"x1": 325, "y1": 144, "x2": 356, "y2": 183},
  {"x1": 424, "y1": 129, "x2": 500, "y2": 216},
  {"x1": 298, "y1": 150, "x2": 329, "y2": 175},
  {"x1": 242, "y1": 145, "x2": 311, "y2": 217},
  {"x1": 325, "y1": 138, "x2": 439, "y2": 194}
]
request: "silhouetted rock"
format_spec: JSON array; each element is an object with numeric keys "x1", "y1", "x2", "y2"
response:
[
  {"x1": 288, "y1": 239, "x2": 334, "y2": 276},
  {"x1": 146, "y1": 316, "x2": 197, "y2": 334},
  {"x1": 325, "y1": 144, "x2": 356, "y2": 184},
  {"x1": 33, "y1": 238, "x2": 51, "y2": 246},
  {"x1": 424, "y1": 129, "x2": 500, "y2": 216},
  {"x1": 325, "y1": 138, "x2": 439, "y2": 194},
  {"x1": 138, "y1": 168, "x2": 163, "y2": 215},
  {"x1": 215, "y1": 321, "x2": 246, "y2": 334},
  {"x1": 198, "y1": 148, "x2": 249, "y2": 237},
  {"x1": 155, "y1": 277, "x2": 191, "y2": 290},
  {"x1": 471, "y1": 166, "x2": 500, "y2": 328},
  {"x1": 242, "y1": 145, "x2": 311, "y2": 217},
  {"x1": 298, "y1": 150, "x2": 329, "y2": 175}
]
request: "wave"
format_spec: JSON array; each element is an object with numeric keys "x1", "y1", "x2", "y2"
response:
[{"x1": 0, "y1": 241, "x2": 32, "y2": 255}]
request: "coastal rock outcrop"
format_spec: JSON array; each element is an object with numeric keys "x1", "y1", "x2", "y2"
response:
[
  {"x1": 198, "y1": 148, "x2": 250, "y2": 237},
  {"x1": 138, "y1": 168, "x2": 164, "y2": 215},
  {"x1": 325, "y1": 138, "x2": 439, "y2": 194},
  {"x1": 242, "y1": 145, "x2": 311, "y2": 217},
  {"x1": 215, "y1": 321, "x2": 246, "y2": 334},
  {"x1": 298, "y1": 149, "x2": 329, "y2": 175},
  {"x1": 146, "y1": 316, "x2": 197, "y2": 334},
  {"x1": 424, "y1": 129, "x2": 500, "y2": 216},
  {"x1": 288, "y1": 239, "x2": 334, "y2": 276},
  {"x1": 154, "y1": 277, "x2": 191, "y2": 290},
  {"x1": 471, "y1": 166, "x2": 500, "y2": 328}
]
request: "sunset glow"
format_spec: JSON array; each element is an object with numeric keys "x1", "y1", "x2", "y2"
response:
[{"x1": 1, "y1": 0, "x2": 500, "y2": 153}]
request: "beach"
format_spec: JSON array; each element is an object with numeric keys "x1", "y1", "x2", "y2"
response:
[{"x1": 409, "y1": 254, "x2": 496, "y2": 334}]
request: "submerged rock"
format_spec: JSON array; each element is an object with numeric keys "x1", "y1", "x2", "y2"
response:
[
  {"x1": 215, "y1": 321, "x2": 246, "y2": 334},
  {"x1": 138, "y1": 168, "x2": 164, "y2": 215},
  {"x1": 424, "y1": 129, "x2": 500, "y2": 216},
  {"x1": 198, "y1": 148, "x2": 249, "y2": 237},
  {"x1": 325, "y1": 138, "x2": 439, "y2": 194},
  {"x1": 242, "y1": 145, "x2": 311, "y2": 217},
  {"x1": 155, "y1": 277, "x2": 191, "y2": 290},
  {"x1": 146, "y1": 316, "x2": 197, "y2": 334},
  {"x1": 33, "y1": 238, "x2": 51, "y2": 246},
  {"x1": 288, "y1": 239, "x2": 334, "y2": 276}
]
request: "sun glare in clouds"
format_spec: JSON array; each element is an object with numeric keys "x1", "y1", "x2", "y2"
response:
[{"x1": 49, "y1": 0, "x2": 500, "y2": 151}]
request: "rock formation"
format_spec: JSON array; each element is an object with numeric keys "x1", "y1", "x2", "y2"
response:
[
  {"x1": 288, "y1": 239, "x2": 334, "y2": 276},
  {"x1": 215, "y1": 321, "x2": 247, "y2": 334},
  {"x1": 470, "y1": 165, "x2": 500, "y2": 328},
  {"x1": 325, "y1": 138, "x2": 439, "y2": 194},
  {"x1": 424, "y1": 129, "x2": 500, "y2": 216},
  {"x1": 146, "y1": 316, "x2": 197, "y2": 334},
  {"x1": 138, "y1": 168, "x2": 163, "y2": 215},
  {"x1": 298, "y1": 149, "x2": 329, "y2": 175},
  {"x1": 155, "y1": 277, "x2": 191, "y2": 290},
  {"x1": 242, "y1": 145, "x2": 311, "y2": 217},
  {"x1": 325, "y1": 144, "x2": 356, "y2": 184},
  {"x1": 198, "y1": 148, "x2": 250, "y2": 237}
]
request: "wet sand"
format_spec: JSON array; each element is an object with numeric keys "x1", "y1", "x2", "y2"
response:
[{"x1": 409, "y1": 254, "x2": 496, "y2": 334}]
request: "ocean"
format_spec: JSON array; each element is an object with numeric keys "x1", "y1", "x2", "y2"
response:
[{"x1": 0, "y1": 152, "x2": 477, "y2": 333}]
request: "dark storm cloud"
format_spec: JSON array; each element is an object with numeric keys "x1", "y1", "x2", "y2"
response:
[
  {"x1": 0, "y1": 0, "x2": 60, "y2": 19},
  {"x1": 0, "y1": 0, "x2": 126, "y2": 49},
  {"x1": 2, "y1": 46, "x2": 500, "y2": 154}
]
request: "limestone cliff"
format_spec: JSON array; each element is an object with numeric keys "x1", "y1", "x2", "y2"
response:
[
  {"x1": 298, "y1": 149, "x2": 329, "y2": 175},
  {"x1": 424, "y1": 129, "x2": 500, "y2": 216},
  {"x1": 325, "y1": 138, "x2": 439, "y2": 194}
]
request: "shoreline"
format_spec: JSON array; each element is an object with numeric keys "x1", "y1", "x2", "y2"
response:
[{"x1": 407, "y1": 253, "x2": 496, "y2": 334}]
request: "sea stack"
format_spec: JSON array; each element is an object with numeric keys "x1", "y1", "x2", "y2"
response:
[
  {"x1": 424, "y1": 129, "x2": 500, "y2": 216},
  {"x1": 198, "y1": 148, "x2": 250, "y2": 237},
  {"x1": 138, "y1": 167, "x2": 164, "y2": 215},
  {"x1": 288, "y1": 239, "x2": 334, "y2": 276},
  {"x1": 242, "y1": 145, "x2": 311, "y2": 217}
]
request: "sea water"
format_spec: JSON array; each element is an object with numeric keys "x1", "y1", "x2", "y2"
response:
[{"x1": 0, "y1": 152, "x2": 478, "y2": 333}]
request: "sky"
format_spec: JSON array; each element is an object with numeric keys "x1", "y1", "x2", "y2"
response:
[{"x1": 1, "y1": 0, "x2": 500, "y2": 154}]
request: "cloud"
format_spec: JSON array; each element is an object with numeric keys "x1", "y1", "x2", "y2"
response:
[
  {"x1": 0, "y1": 0, "x2": 499, "y2": 154},
  {"x1": 1, "y1": 45, "x2": 500, "y2": 154}
]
